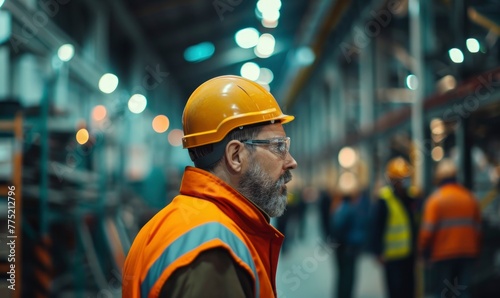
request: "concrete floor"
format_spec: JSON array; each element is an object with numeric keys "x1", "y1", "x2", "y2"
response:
[{"x1": 275, "y1": 204, "x2": 386, "y2": 298}]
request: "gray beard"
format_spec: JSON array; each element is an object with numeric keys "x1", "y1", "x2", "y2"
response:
[{"x1": 238, "y1": 162, "x2": 292, "y2": 217}]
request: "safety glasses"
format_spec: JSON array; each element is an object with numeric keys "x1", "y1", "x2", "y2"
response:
[{"x1": 240, "y1": 137, "x2": 291, "y2": 159}]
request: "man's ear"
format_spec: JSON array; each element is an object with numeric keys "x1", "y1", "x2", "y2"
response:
[{"x1": 224, "y1": 140, "x2": 245, "y2": 173}]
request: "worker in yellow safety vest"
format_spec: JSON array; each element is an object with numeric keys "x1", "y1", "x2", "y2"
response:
[
  {"x1": 122, "y1": 75, "x2": 298, "y2": 297},
  {"x1": 369, "y1": 156, "x2": 420, "y2": 298}
]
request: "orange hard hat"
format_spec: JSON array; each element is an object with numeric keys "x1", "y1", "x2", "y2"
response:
[
  {"x1": 434, "y1": 158, "x2": 457, "y2": 182},
  {"x1": 386, "y1": 157, "x2": 413, "y2": 179},
  {"x1": 182, "y1": 75, "x2": 294, "y2": 148}
]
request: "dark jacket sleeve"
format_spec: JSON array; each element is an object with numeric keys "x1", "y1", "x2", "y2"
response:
[
  {"x1": 368, "y1": 198, "x2": 387, "y2": 256},
  {"x1": 331, "y1": 202, "x2": 353, "y2": 243},
  {"x1": 159, "y1": 248, "x2": 254, "y2": 298}
]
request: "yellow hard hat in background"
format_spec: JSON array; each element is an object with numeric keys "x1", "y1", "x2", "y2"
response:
[
  {"x1": 182, "y1": 75, "x2": 294, "y2": 149},
  {"x1": 386, "y1": 157, "x2": 413, "y2": 179}
]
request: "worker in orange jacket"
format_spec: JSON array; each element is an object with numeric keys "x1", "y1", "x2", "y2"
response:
[
  {"x1": 418, "y1": 158, "x2": 481, "y2": 298},
  {"x1": 122, "y1": 75, "x2": 298, "y2": 297}
]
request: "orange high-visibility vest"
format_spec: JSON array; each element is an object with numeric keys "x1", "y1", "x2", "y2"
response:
[
  {"x1": 419, "y1": 183, "x2": 481, "y2": 262},
  {"x1": 122, "y1": 166, "x2": 284, "y2": 298}
]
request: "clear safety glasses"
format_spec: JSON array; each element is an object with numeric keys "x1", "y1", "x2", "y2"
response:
[{"x1": 241, "y1": 137, "x2": 291, "y2": 159}]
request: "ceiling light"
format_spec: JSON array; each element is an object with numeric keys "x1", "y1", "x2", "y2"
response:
[
  {"x1": 128, "y1": 94, "x2": 147, "y2": 114},
  {"x1": 255, "y1": 33, "x2": 275, "y2": 58},
  {"x1": 406, "y1": 74, "x2": 418, "y2": 90},
  {"x1": 235, "y1": 28, "x2": 259, "y2": 49},
  {"x1": 98, "y1": 73, "x2": 119, "y2": 94},
  {"x1": 0, "y1": 0, "x2": 5, "y2": 8},
  {"x1": 262, "y1": 10, "x2": 280, "y2": 22},
  {"x1": 448, "y1": 48, "x2": 464, "y2": 63},
  {"x1": 466, "y1": 38, "x2": 480, "y2": 53},
  {"x1": 257, "y1": 0, "x2": 282, "y2": 14},
  {"x1": 241, "y1": 62, "x2": 260, "y2": 81},
  {"x1": 57, "y1": 44, "x2": 74, "y2": 62}
]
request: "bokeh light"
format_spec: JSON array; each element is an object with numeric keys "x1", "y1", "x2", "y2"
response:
[
  {"x1": 57, "y1": 44, "x2": 75, "y2": 62},
  {"x1": 235, "y1": 28, "x2": 259, "y2": 49},
  {"x1": 76, "y1": 128, "x2": 89, "y2": 145},
  {"x1": 449, "y1": 48, "x2": 464, "y2": 63},
  {"x1": 128, "y1": 94, "x2": 147, "y2": 114},
  {"x1": 338, "y1": 147, "x2": 358, "y2": 168},
  {"x1": 98, "y1": 73, "x2": 119, "y2": 94},
  {"x1": 152, "y1": 115, "x2": 170, "y2": 133},
  {"x1": 432, "y1": 146, "x2": 444, "y2": 161},
  {"x1": 241, "y1": 62, "x2": 260, "y2": 81},
  {"x1": 168, "y1": 129, "x2": 184, "y2": 146},
  {"x1": 92, "y1": 105, "x2": 107, "y2": 121}
]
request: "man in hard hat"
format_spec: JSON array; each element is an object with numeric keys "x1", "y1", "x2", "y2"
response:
[
  {"x1": 369, "y1": 156, "x2": 420, "y2": 298},
  {"x1": 123, "y1": 75, "x2": 298, "y2": 297},
  {"x1": 418, "y1": 158, "x2": 481, "y2": 298}
]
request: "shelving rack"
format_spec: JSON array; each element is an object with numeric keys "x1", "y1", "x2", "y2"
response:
[{"x1": 0, "y1": 109, "x2": 23, "y2": 298}]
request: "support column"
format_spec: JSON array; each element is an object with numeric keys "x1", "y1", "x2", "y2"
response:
[
  {"x1": 359, "y1": 40, "x2": 375, "y2": 192},
  {"x1": 337, "y1": 67, "x2": 347, "y2": 144},
  {"x1": 54, "y1": 63, "x2": 69, "y2": 110},
  {"x1": 409, "y1": 0, "x2": 426, "y2": 191},
  {"x1": 306, "y1": 92, "x2": 315, "y2": 184},
  {"x1": 82, "y1": 0, "x2": 108, "y2": 63},
  {"x1": 375, "y1": 39, "x2": 388, "y2": 177},
  {"x1": 334, "y1": 63, "x2": 347, "y2": 188},
  {"x1": 423, "y1": 1, "x2": 437, "y2": 194},
  {"x1": 323, "y1": 60, "x2": 339, "y2": 186}
]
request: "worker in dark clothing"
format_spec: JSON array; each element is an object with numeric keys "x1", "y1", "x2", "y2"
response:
[
  {"x1": 277, "y1": 186, "x2": 302, "y2": 255},
  {"x1": 319, "y1": 188, "x2": 333, "y2": 241},
  {"x1": 330, "y1": 179, "x2": 370, "y2": 298},
  {"x1": 369, "y1": 157, "x2": 420, "y2": 298}
]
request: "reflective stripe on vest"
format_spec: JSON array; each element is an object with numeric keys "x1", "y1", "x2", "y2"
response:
[
  {"x1": 141, "y1": 222, "x2": 260, "y2": 298},
  {"x1": 379, "y1": 186, "x2": 411, "y2": 260},
  {"x1": 421, "y1": 217, "x2": 481, "y2": 232}
]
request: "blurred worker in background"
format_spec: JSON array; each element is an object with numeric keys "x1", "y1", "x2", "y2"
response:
[
  {"x1": 418, "y1": 158, "x2": 481, "y2": 298},
  {"x1": 330, "y1": 177, "x2": 370, "y2": 298},
  {"x1": 318, "y1": 187, "x2": 334, "y2": 243},
  {"x1": 369, "y1": 156, "x2": 420, "y2": 298},
  {"x1": 276, "y1": 178, "x2": 304, "y2": 255},
  {"x1": 123, "y1": 75, "x2": 298, "y2": 297}
]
